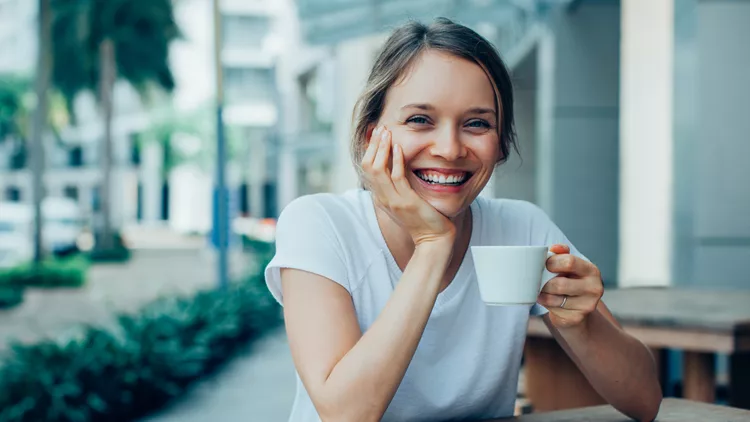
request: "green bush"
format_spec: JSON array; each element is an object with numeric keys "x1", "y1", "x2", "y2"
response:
[
  {"x1": 0, "y1": 257, "x2": 88, "y2": 289},
  {"x1": 0, "y1": 286, "x2": 24, "y2": 310},
  {"x1": 0, "y1": 261, "x2": 281, "y2": 422},
  {"x1": 242, "y1": 236, "x2": 276, "y2": 263}
]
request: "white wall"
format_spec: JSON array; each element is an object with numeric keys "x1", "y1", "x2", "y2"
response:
[
  {"x1": 171, "y1": 0, "x2": 215, "y2": 113},
  {"x1": 618, "y1": 0, "x2": 674, "y2": 287}
]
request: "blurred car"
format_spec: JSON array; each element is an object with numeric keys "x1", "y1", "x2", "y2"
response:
[
  {"x1": 0, "y1": 198, "x2": 86, "y2": 267},
  {"x1": 0, "y1": 204, "x2": 33, "y2": 268}
]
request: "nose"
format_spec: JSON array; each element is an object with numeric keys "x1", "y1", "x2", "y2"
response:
[{"x1": 429, "y1": 125, "x2": 467, "y2": 161}]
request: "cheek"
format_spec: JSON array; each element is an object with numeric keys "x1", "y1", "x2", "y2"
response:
[
  {"x1": 467, "y1": 134, "x2": 501, "y2": 164},
  {"x1": 391, "y1": 128, "x2": 429, "y2": 163}
]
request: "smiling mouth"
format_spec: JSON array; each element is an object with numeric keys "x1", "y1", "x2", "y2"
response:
[{"x1": 414, "y1": 169, "x2": 472, "y2": 186}]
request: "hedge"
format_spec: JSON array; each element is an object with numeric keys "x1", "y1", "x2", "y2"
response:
[
  {"x1": 0, "y1": 286, "x2": 24, "y2": 310},
  {"x1": 0, "y1": 259, "x2": 281, "y2": 422},
  {"x1": 0, "y1": 256, "x2": 88, "y2": 289}
]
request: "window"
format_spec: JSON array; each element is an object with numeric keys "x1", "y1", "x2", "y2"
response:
[
  {"x1": 5, "y1": 186, "x2": 21, "y2": 202},
  {"x1": 91, "y1": 186, "x2": 101, "y2": 212},
  {"x1": 224, "y1": 67, "x2": 275, "y2": 103},
  {"x1": 222, "y1": 15, "x2": 269, "y2": 49},
  {"x1": 130, "y1": 133, "x2": 141, "y2": 166},
  {"x1": 63, "y1": 186, "x2": 79, "y2": 201},
  {"x1": 9, "y1": 144, "x2": 26, "y2": 170},
  {"x1": 68, "y1": 146, "x2": 84, "y2": 167}
]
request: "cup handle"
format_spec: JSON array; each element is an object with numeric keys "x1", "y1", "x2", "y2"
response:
[{"x1": 539, "y1": 250, "x2": 557, "y2": 292}]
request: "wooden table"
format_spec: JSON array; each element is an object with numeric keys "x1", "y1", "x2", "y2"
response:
[
  {"x1": 524, "y1": 288, "x2": 750, "y2": 411},
  {"x1": 486, "y1": 398, "x2": 750, "y2": 421}
]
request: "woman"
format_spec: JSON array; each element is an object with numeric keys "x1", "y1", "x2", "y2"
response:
[{"x1": 265, "y1": 18, "x2": 662, "y2": 422}]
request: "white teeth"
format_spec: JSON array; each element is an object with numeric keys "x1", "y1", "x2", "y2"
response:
[{"x1": 416, "y1": 171, "x2": 468, "y2": 185}]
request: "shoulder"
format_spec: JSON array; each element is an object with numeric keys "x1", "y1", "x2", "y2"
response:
[
  {"x1": 275, "y1": 189, "x2": 376, "y2": 257},
  {"x1": 475, "y1": 196, "x2": 551, "y2": 225},
  {"x1": 277, "y1": 190, "x2": 365, "y2": 231},
  {"x1": 278, "y1": 192, "x2": 350, "y2": 221}
]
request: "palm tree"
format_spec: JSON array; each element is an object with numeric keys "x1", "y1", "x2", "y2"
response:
[
  {"x1": 50, "y1": 0, "x2": 180, "y2": 250},
  {"x1": 29, "y1": 0, "x2": 53, "y2": 263}
]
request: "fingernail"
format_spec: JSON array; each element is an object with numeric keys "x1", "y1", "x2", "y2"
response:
[
  {"x1": 381, "y1": 129, "x2": 388, "y2": 141},
  {"x1": 373, "y1": 126, "x2": 381, "y2": 136}
]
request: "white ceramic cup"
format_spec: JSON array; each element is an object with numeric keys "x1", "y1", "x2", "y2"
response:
[{"x1": 470, "y1": 245, "x2": 556, "y2": 305}]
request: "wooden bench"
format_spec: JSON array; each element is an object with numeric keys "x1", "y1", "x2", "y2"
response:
[{"x1": 523, "y1": 288, "x2": 750, "y2": 411}]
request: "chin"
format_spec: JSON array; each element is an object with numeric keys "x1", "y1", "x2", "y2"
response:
[{"x1": 425, "y1": 198, "x2": 468, "y2": 220}]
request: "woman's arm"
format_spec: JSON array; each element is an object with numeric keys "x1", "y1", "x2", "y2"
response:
[
  {"x1": 282, "y1": 238, "x2": 452, "y2": 422},
  {"x1": 544, "y1": 304, "x2": 662, "y2": 421},
  {"x1": 538, "y1": 244, "x2": 662, "y2": 422}
]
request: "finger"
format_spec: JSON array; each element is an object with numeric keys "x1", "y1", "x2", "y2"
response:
[
  {"x1": 538, "y1": 292, "x2": 596, "y2": 312},
  {"x1": 391, "y1": 143, "x2": 410, "y2": 193},
  {"x1": 541, "y1": 276, "x2": 593, "y2": 297},
  {"x1": 370, "y1": 129, "x2": 398, "y2": 199},
  {"x1": 546, "y1": 253, "x2": 594, "y2": 277},
  {"x1": 372, "y1": 128, "x2": 391, "y2": 172},
  {"x1": 361, "y1": 125, "x2": 382, "y2": 167},
  {"x1": 549, "y1": 244, "x2": 570, "y2": 255}
]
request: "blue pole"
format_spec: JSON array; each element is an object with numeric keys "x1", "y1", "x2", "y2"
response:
[
  {"x1": 214, "y1": 0, "x2": 228, "y2": 289},
  {"x1": 216, "y1": 105, "x2": 228, "y2": 290}
]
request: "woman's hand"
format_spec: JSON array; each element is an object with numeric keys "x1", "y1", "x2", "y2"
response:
[
  {"x1": 537, "y1": 244, "x2": 604, "y2": 330},
  {"x1": 361, "y1": 125, "x2": 456, "y2": 246}
]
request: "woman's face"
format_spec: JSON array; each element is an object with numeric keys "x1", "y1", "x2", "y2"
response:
[{"x1": 374, "y1": 50, "x2": 501, "y2": 218}]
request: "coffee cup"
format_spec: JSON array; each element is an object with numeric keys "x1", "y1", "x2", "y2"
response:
[{"x1": 470, "y1": 246, "x2": 556, "y2": 305}]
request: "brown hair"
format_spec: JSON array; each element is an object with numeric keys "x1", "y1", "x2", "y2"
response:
[{"x1": 351, "y1": 17, "x2": 518, "y2": 182}]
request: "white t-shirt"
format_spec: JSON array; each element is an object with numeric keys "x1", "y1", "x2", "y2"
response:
[{"x1": 265, "y1": 189, "x2": 585, "y2": 422}]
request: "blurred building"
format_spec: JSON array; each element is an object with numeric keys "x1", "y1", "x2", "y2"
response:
[
  {"x1": 0, "y1": 0, "x2": 287, "y2": 235},
  {"x1": 280, "y1": 0, "x2": 750, "y2": 291},
  {"x1": 163, "y1": 0, "x2": 286, "y2": 233},
  {"x1": 0, "y1": 0, "x2": 144, "y2": 234},
  {"x1": 0, "y1": 0, "x2": 157, "y2": 232}
]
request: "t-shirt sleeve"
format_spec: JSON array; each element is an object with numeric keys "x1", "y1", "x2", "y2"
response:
[
  {"x1": 523, "y1": 202, "x2": 589, "y2": 317},
  {"x1": 264, "y1": 195, "x2": 349, "y2": 306}
]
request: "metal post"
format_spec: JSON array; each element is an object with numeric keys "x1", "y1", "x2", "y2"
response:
[{"x1": 213, "y1": 0, "x2": 228, "y2": 289}]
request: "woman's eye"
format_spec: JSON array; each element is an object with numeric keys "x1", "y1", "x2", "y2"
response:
[
  {"x1": 467, "y1": 119, "x2": 491, "y2": 129},
  {"x1": 406, "y1": 116, "x2": 430, "y2": 125}
]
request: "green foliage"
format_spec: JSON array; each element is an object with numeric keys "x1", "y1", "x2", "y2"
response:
[
  {"x1": 0, "y1": 260, "x2": 281, "y2": 422},
  {"x1": 0, "y1": 257, "x2": 88, "y2": 289},
  {"x1": 0, "y1": 75, "x2": 32, "y2": 142},
  {"x1": 0, "y1": 287, "x2": 25, "y2": 310},
  {"x1": 50, "y1": 0, "x2": 181, "y2": 113}
]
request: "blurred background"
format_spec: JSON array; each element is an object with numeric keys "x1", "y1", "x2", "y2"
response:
[{"x1": 0, "y1": 0, "x2": 748, "y2": 421}]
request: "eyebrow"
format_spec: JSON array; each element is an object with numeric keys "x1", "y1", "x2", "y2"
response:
[{"x1": 401, "y1": 103, "x2": 496, "y2": 116}]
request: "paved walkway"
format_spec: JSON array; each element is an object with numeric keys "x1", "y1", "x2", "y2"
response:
[{"x1": 144, "y1": 328, "x2": 296, "y2": 422}]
